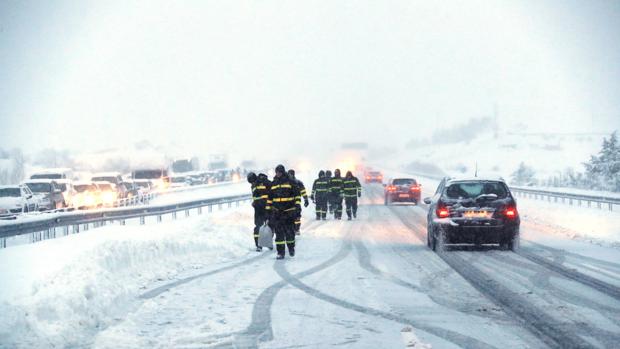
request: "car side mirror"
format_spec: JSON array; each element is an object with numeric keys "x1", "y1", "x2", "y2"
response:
[{"x1": 423, "y1": 197, "x2": 432, "y2": 205}]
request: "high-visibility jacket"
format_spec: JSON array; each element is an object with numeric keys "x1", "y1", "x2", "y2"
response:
[
  {"x1": 251, "y1": 177, "x2": 271, "y2": 208},
  {"x1": 329, "y1": 175, "x2": 344, "y2": 197},
  {"x1": 292, "y1": 178, "x2": 308, "y2": 201},
  {"x1": 266, "y1": 174, "x2": 301, "y2": 213},
  {"x1": 343, "y1": 176, "x2": 361, "y2": 197},
  {"x1": 311, "y1": 177, "x2": 330, "y2": 199}
]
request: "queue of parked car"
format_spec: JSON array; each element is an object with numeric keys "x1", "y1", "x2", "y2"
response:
[{"x1": 0, "y1": 167, "x2": 242, "y2": 218}]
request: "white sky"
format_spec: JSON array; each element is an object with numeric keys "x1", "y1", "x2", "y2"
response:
[{"x1": 1, "y1": 0, "x2": 619, "y2": 159}]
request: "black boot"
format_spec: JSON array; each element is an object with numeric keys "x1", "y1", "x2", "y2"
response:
[{"x1": 276, "y1": 254, "x2": 285, "y2": 260}]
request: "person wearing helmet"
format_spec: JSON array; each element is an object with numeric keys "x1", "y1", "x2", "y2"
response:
[
  {"x1": 311, "y1": 170, "x2": 329, "y2": 220},
  {"x1": 324, "y1": 170, "x2": 333, "y2": 214},
  {"x1": 343, "y1": 170, "x2": 362, "y2": 220},
  {"x1": 248, "y1": 172, "x2": 270, "y2": 251},
  {"x1": 287, "y1": 169, "x2": 309, "y2": 235},
  {"x1": 329, "y1": 169, "x2": 345, "y2": 219},
  {"x1": 267, "y1": 164, "x2": 301, "y2": 259}
]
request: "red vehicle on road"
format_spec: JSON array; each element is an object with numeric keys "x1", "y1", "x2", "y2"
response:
[
  {"x1": 384, "y1": 178, "x2": 421, "y2": 205},
  {"x1": 365, "y1": 171, "x2": 383, "y2": 184}
]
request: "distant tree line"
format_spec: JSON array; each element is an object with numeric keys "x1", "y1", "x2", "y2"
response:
[{"x1": 512, "y1": 132, "x2": 620, "y2": 192}]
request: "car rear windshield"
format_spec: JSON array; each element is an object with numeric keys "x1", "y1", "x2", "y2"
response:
[
  {"x1": 133, "y1": 170, "x2": 166, "y2": 179},
  {"x1": 98, "y1": 184, "x2": 113, "y2": 191},
  {"x1": 26, "y1": 183, "x2": 51, "y2": 193},
  {"x1": 368, "y1": 172, "x2": 381, "y2": 176},
  {"x1": 444, "y1": 181, "x2": 508, "y2": 200},
  {"x1": 75, "y1": 185, "x2": 96, "y2": 192},
  {"x1": 92, "y1": 176, "x2": 118, "y2": 183},
  {"x1": 393, "y1": 178, "x2": 417, "y2": 185},
  {"x1": 31, "y1": 173, "x2": 62, "y2": 179},
  {"x1": 0, "y1": 188, "x2": 21, "y2": 197}
]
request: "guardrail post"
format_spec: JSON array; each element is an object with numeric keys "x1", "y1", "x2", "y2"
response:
[
  {"x1": 157, "y1": 215, "x2": 162, "y2": 223},
  {"x1": 185, "y1": 209, "x2": 190, "y2": 217},
  {"x1": 140, "y1": 216, "x2": 145, "y2": 225},
  {"x1": 1, "y1": 238, "x2": 5, "y2": 248},
  {"x1": 597, "y1": 202, "x2": 601, "y2": 209},
  {"x1": 198, "y1": 206, "x2": 202, "y2": 215},
  {"x1": 172, "y1": 211, "x2": 177, "y2": 220},
  {"x1": 236, "y1": 201, "x2": 240, "y2": 207},
  {"x1": 120, "y1": 220, "x2": 125, "y2": 226},
  {"x1": 64, "y1": 226, "x2": 69, "y2": 236},
  {"x1": 569, "y1": 198, "x2": 573, "y2": 205},
  {"x1": 73, "y1": 224, "x2": 79, "y2": 234},
  {"x1": 218, "y1": 203, "x2": 222, "y2": 210},
  {"x1": 209, "y1": 205, "x2": 212, "y2": 213},
  {"x1": 228, "y1": 202, "x2": 232, "y2": 208},
  {"x1": 84, "y1": 223, "x2": 89, "y2": 231},
  {"x1": 609, "y1": 203, "x2": 613, "y2": 211}
]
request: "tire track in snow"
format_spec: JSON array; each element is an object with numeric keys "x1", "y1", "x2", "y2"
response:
[
  {"x1": 274, "y1": 247, "x2": 498, "y2": 349},
  {"x1": 230, "y1": 222, "x2": 350, "y2": 349},
  {"x1": 389, "y1": 206, "x2": 596, "y2": 349},
  {"x1": 140, "y1": 220, "x2": 325, "y2": 300}
]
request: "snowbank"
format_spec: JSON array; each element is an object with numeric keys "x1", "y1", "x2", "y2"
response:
[{"x1": 0, "y1": 207, "x2": 254, "y2": 348}]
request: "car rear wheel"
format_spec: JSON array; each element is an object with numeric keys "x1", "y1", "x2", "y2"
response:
[{"x1": 432, "y1": 227, "x2": 445, "y2": 252}]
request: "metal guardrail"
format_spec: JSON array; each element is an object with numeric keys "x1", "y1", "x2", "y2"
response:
[
  {"x1": 0, "y1": 193, "x2": 251, "y2": 248},
  {"x1": 510, "y1": 187, "x2": 620, "y2": 211},
  {"x1": 400, "y1": 170, "x2": 620, "y2": 211}
]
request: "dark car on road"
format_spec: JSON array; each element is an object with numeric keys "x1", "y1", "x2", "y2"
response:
[
  {"x1": 364, "y1": 171, "x2": 383, "y2": 184},
  {"x1": 424, "y1": 177, "x2": 520, "y2": 251},
  {"x1": 384, "y1": 178, "x2": 421, "y2": 205}
]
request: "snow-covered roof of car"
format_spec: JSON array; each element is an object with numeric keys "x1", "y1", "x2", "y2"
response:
[
  {"x1": 91, "y1": 172, "x2": 121, "y2": 177},
  {"x1": 0, "y1": 184, "x2": 22, "y2": 189},
  {"x1": 22, "y1": 179, "x2": 59, "y2": 184},
  {"x1": 31, "y1": 167, "x2": 72, "y2": 173},
  {"x1": 93, "y1": 181, "x2": 116, "y2": 186},
  {"x1": 72, "y1": 181, "x2": 97, "y2": 186},
  {"x1": 446, "y1": 176, "x2": 506, "y2": 183}
]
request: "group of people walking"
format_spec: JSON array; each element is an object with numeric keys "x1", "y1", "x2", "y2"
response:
[
  {"x1": 247, "y1": 164, "x2": 361, "y2": 260},
  {"x1": 310, "y1": 169, "x2": 362, "y2": 221}
]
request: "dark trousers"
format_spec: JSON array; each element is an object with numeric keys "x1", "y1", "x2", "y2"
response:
[
  {"x1": 273, "y1": 210, "x2": 296, "y2": 256},
  {"x1": 332, "y1": 195, "x2": 343, "y2": 219},
  {"x1": 315, "y1": 195, "x2": 328, "y2": 219},
  {"x1": 345, "y1": 196, "x2": 358, "y2": 218},
  {"x1": 294, "y1": 207, "x2": 302, "y2": 232},
  {"x1": 253, "y1": 206, "x2": 267, "y2": 247}
]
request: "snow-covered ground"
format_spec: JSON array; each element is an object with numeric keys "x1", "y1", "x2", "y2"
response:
[
  {"x1": 2, "y1": 174, "x2": 619, "y2": 348},
  {"x1": 0, "y1": 207, "x2": 255, "y2": 348}
]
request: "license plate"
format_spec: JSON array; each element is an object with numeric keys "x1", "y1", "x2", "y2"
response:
[
  {"x1": 398, "y1": 194, "x2": 410, "y2": 198},
  {"x1": 463, "y1": 210, "x2": 492, "y2": 218}
]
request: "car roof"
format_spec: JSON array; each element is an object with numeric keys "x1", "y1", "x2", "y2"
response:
[
  {"x1": 93, "y1": 181, "x2": 115, "y2": 186},
  {"x1": 73, "y1": 181, "x2": 97, "y2": 186},
  {"x1": 0, "y1": 184, "x2": 23, "y2": 189},
  {"x1": 31, "y1": 167, "x2": 72, "y2": 174},
  {"x1": 23, "y1": 179, "x2": 57, "y2": 184},
  {"x1": 91, "y1": 172, "x2": 121, "y2": 177},
  {"x1": 445, "y1": 176, "x2": 506, "y2": 184}
]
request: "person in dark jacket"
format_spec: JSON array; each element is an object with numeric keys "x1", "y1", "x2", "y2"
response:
[
  {"x1": 325, "y1": 170, "x2": 333, "y2": 214},
  {"x1": 248, "y1": 172, "x2": 270, "y2": 251},
  {"x1": 311, "y1": 170, "x2": 329, "y2": 220},
  {"x1": 343, "y1": 170, "x2": 362, "y2": 220},
  {"x1": 287, "y1": 169, "x2": 309, "y2": 235},
  {"x1": 267, "y1": 165, "x2": 301, "y2": 259},
  {"x1": 329, "y1": 169, "x2": 345, "y2": 220}
]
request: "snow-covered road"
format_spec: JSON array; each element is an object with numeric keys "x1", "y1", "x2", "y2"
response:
[{"x1": 82, "y1": 185, "x2": 620, "y2": 349}]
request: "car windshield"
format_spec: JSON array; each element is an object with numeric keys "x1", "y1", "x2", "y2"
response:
[
  {"x1": 26, "y1": 183, "x2": 51, "y2": 193},
  {"x1": 98, "y1": 184, "x2": 113, "y2": 191},
  {"x1": 445, "y1": 181, "x2": 508, "y2": 200},
  {"x1": 74, "y1": 184, "x2": 96, "y2": 192},
  {"x1": 393, "y1": 178, "x2": 417, "y2": 185},
  {"x1": 0, "y1": 188, "x2": 21, "y2": 197},
  {"x1": 133, "y1": 170, "x2": 164, "y2": 179},
  {"x1": 31, "y1": 173, "x2": 62, "y2": 179},
  {"x1": 92, "y1": 176, "x2": 118, "y2": 183}
]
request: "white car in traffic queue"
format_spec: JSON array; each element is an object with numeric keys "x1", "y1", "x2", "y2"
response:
[{"x1": 0, "y1": 185, "x2": 39, "y2": 217}]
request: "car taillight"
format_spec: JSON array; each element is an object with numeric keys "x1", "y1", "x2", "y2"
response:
[
  {"x1": 388, "y1": 185, "x2": 396, "y2": 191},
  {"x1": 411, "y1": 186, "x2": 420, "y2": 191},
  {"x1": 504, "y1": 207, "x2": 518, "y2": 219},
  {"x1": 436, "y1": 205, "x2": 450, "y2": 218}
]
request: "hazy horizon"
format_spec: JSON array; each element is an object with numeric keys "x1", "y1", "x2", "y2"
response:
[{"x1": 1, "y1": 0, "x2": 619, "y2": 160}]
